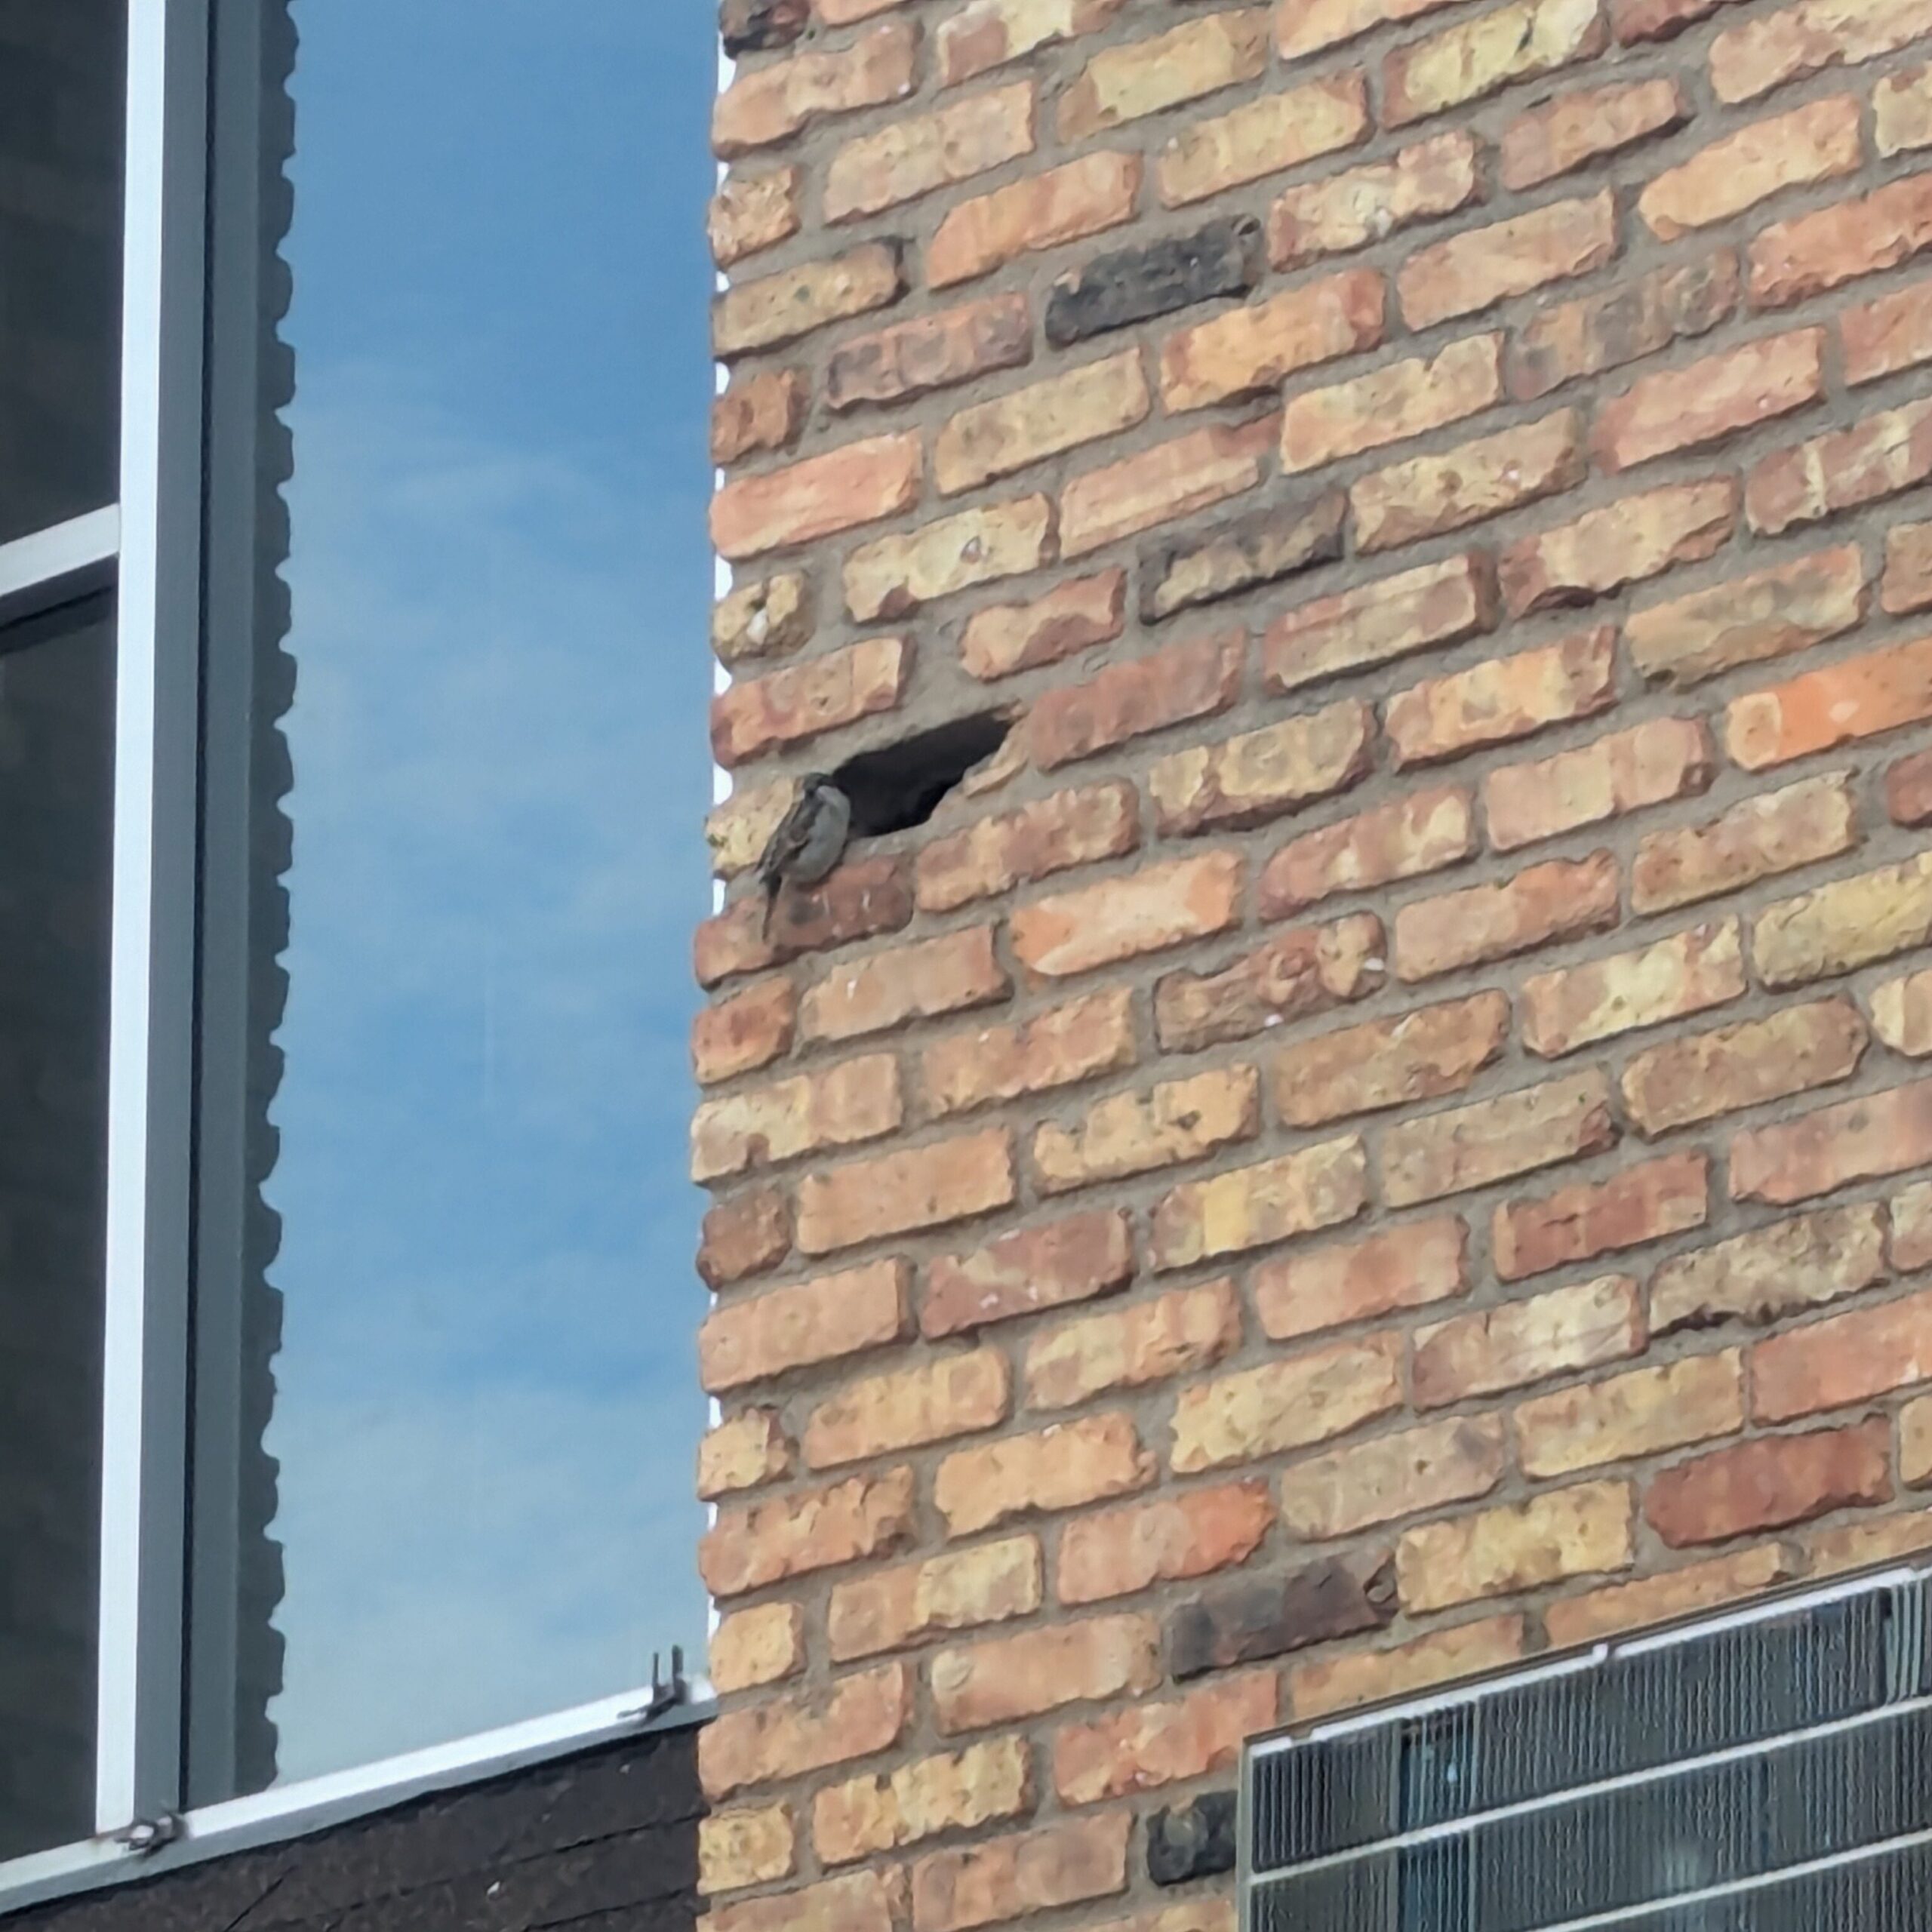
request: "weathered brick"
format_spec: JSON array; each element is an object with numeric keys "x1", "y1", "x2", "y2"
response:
[
  {"x1": 801, "y1": 930, "x2": 1008, "y2": 1046},
  {"x1": 1169, "y1": 1331, "x2": 1401, "y2": 1472},
  {"x1": 1519, "y1": 921, "x2": 1746, "y2": 1060},
  {"x1": 714, "y1": 244, "x2": 907, "y2": 364},
  {"x1": 1157, "y1": 74, "x2": 1371, "y2": 208},
  {"x1": 712, "y1": 438, "x2": 919, "y2": 563},
  {"x1": 1646, "y1": 1423, "x2": 1890, "y2": 1547},
  {"x1": 1609, "y1": 0, "x2": 1741, "y2": 39},
  {"x1": 692, "y1": 1055, "x2": 903, "y2": 1185},
  {"x1": 1639, "y1": 97, "x2": 1863, "y2": 242},
  {"x1": 1878, "y1": 59, "x2": 1932, "y2": 152},
  {"x1": 1753, "y1": 1286, "x2": 1932, "y2": 1420},
  {"x1": 1518, "y1": 1352, "x2": 1744, "y2": 1481},
  {"x1": 1140, "y1": 494, "x2": 1347, "y2": 625},
  {"x1": 706, "y1": 1872, "x2": 905, "y2": 1932},
  {"x1": 1260, "y1": 785, "x2": 1475, "y2": 915},
  {"x1": 700, "y1": 1261, "x2": 909, "y2": 1395},
  {"x1": 1625, "y1": 546, "x2": 1866, "y2": 686},
  {"x1": 1281, "y1": 335, "x2": 1503, "y2": 477},
  {"x1": 796, "y1": 1129, "x2": 1017, "y2": 1256},
  {"x1": 710, "y1": 166, "x2": 803, "y2": 269},
  {"x1": 1842, "y1": 281, "x2": 1932, "y2": 392},
  {"x1": 1651, "y1": 1203, "x2": 1888, "y2": 1334},
  {"x1": 1011, "y1": 851, "x2": 1244, "y2": 978},
  {"x1": 959, "y1": 570, "x2": 1126, "y2": 681},
  {"x1": 1254, "y1": 1217, "x2": 1469, "y2": 1342},
  {"x1": 1393, "y1": 852, "x2": 1620, "y2": 983},
  {"x1": 1622, "y1": 998, "x2": 1869, "y2": 1137},
  {"x1": 1053, "y1": 1674, "x2": 1277, "y2": 1806},
  {"x1": 1884, "y1": 519, "x2": 1932, "y2": 615},
  {"x1": 931, "y1": 1616, "x2": 1161, "y2": 1733},
  {"x1": 694, "y1": 978, "x2": 798, "y2": 1087},
  {"x1": 922, "y1": 989, "x2": 1139, "y2": 1122},
  {"x1": 925, "y1": 1209, "x2": 1134, "y2": 1340},
  {"x1": 829, "y1": 294, "x2": 1034, "y2": 414},
  {"x1": 929, "y1": 151, "x2": 1143, "y2": 288},
  {"x1": 1484, "y1": 718, "x2": 1714, "y2": 853},
  {"x1": 1269, "y1": 131, "x2": 1480, "y2": 269},
  {"x1": 1159, "y1": 272, "x2": 1385, "y2": 414},
  {"x1": 936, "y1": 352, "x2": 1151, "y2": 496},
  {"x1": 696, "y1": 854, "x2": 913, "y2": 989},
  {"x1": 712, "y1": 572, "x2": 814, "y2": 669},
  {"x1": 1057, "y1": 9, "x2": 1268, "y2": 143},
  {"x1": 1502, "y1": 77, "x2": 1684, "y2": 189},
  {"x1": 1057, "y1": 1479, "x2": 1272, "y2": 1604},
  {"x1": 713, "y1": 368, "x2": 808, "y2": 467},
  {"x1": 826, "y1": 82, "x2": 1036, "y2": 224},
  {"x1": 1731, "y1": 1079, "x2": 1932, "y2": 1204},
  {"x1": 844, "y1": 497, "x2": 1052, "y2": 622},
  {"x1": 1380, "y1": 1071, "x2": 1619, "y2": 1207},
  {"x1": 1398, "y1": 195, "x2": 1614, "y2": 328},
  {"x1": 1399, "y1": 1481, "x2": 1634, "y2": 1613},
  {"x1": 1272, "y1": 993, "x2": 1511, "y2": 1130},
  {"x1": 814, "y1": 1738, "x2": 1032, "y2": 1868},
  {"x1": 1034, "y1": 1070, "x2": 1260, "y2": 1195},
  {"x1": 1892, "y1": 746, "x2": 1932, "y2": 824},
  {"x1": 1545, "y1": 1545, "x2": 1795, "y2": 1647},
  {"x1": 1729, "y1": 634, "x2": 1932, "y2": 772},
  {"x1": 1711, "y1": 0, "x2": 1932, "y2": 103},
  {"x1": 1279, "y1": 0, "x2": 1461, "y2": 54},
  {"x1": 1288, "y1": 1615, "x2": 1527, "y2": 1720},
  {"x1": 1045, "y1": 219, "x2": 1260, "y2": 349},
  {"x1": 937, "y1": 1413, "x2": 1154, "y2": 1537},
  {"x1": 1265, "y1": 552, "x2": 1497, "y2": 694},
  {"x1": 1152, "y1": 1137, "x2": 1371, "y2": 1272},
  {"x1": 1496, "y1": 1153, "x2": 1709, "y2": 1282},
  {"x1": 1509, "y1": 251, "x2": 1739, "y2": 401},
  {"x1": 1751, "y1": 174, "x2": 1932, "y2": 311},
  {"x1": 699, "y1": 1662, "x2": 912, "y2": 1800},
  {"x1": 1279, "y1": 1416, "x2": 1506, "y2": 1538},
  {"x1": 712, "y1": 1602, "x2": 808, "y2": 1695},
  {"x1": 1631, "y1": 772, "x2": 1858, "y2": 915},
  {"x1": 1808, "y1": 1507, "x2": 1932, "y2": 1577},
  {"x1": 1906, "y1": 1394, "x2": 1932, "y2": 1483},
  {"x1": 1414, "y1": 1275, "x2": 1644, "y2": 1406},
  {"x1": 829, "y1": 1538, "x2": 1044, "y2": 1661},
  {"x1": 1351, "y1": 411, "x2": 1586, "y2": 555},
  {"x1": 721, "y1": 0, "x2": 809, "y2": 57},
  {"x1": 700, "y1": 1188, "x2": 792, "y2": 1291},
  {"x1": 1596, "y1": 337, "x2": 1823, "y2": 480},
  {"x1": 1875, "y1": 969, "x2": 1932, "y2": 1056},
  {"x1": 818, "y1": 0, "x2": 918, "y2": 25},
  {"x1": 1153, "y1": 913, "x2": 1386, "y2": 1052},
  {"x1": 703, "y1": 1804, "x2": 798, "y2": 1895},
  {"x1": 1060, "y1": 414, "x2": 1278, "y2": 557},
  {"x1": 1504, "y1": 483, "x2": 1738, "y2": 621},
  {"x1": 1748, "y1": 398, "x2": 1932, "y2": 536},
  {"x1": 1384, "y1": 0, "x2": 1609, "y2": 125},
  {"x1": 1753, "y1": 851, "x2": 1932, "y2": 988},
  {"x1": 1167, "y1": 1552, "x2": 1397, "y2": 1679},
  {"x1": 1151, "y1": 700, "x2": 1371, "y2": 836},
  {"x1": 803, "y1": 1349, "x2": 1012, "y2": 1471},
  {"x1": 939, "y1": 0, "x2": 1132, "y2": 87},
  {"x1": 712, "y1": 23, "x2": 917, "y2": 157},
  {"x1": 1386, "y1": 627, "x2": 1617, "y2": 768},
  {"x1": 911, "y1": 1814, "x2": 1131, "y2": 1932},
  {"x1": 701, "y1": 1409, "x2": 795, "y2": 1500}
]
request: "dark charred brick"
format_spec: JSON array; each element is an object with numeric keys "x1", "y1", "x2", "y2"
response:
[
  {"x1": 1148, "y1": 1792, "x2": 1238, "y2": 1887},
  {"x1": 1140, "y1": 491, "x2": 1347, "y2": 624},
  {"x1": 1045, "y1": 218, "x2": 1262, "y2": 349},
  {"x1": 1167, "y1": 1553, "x2": 1398, "y2": 1681},
  {"x1": 720, "y1": 0, "x2": 809, "y2": 54}
]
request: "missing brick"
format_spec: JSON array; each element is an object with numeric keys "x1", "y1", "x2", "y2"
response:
[{"x1": 833, "y1": 712, "x2": 1014, "y2": 839}]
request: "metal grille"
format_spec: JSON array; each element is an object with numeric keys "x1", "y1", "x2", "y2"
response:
[{"x1": 1241, "y1": 1569, "x2": 1932, "y2": 1930}]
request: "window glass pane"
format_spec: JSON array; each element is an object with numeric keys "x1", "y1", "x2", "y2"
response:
[
  {"x1": 0, "y1": 0, "x2": 125, "y2": 546},
  {"x1": 189, "y1": 0, "x2": 714, "y2": 1795},
  {"x1": 0, "y1": 592, "x2": 113, "y2": 1857}
]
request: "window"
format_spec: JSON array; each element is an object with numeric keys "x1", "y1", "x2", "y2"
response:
[{"x1": 0, "y1": 0, "x2": 711, "y2": 1900}]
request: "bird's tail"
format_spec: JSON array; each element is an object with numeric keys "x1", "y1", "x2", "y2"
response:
[{"x1": 759, "y1": 874, "x2": 780, "y2": 940}]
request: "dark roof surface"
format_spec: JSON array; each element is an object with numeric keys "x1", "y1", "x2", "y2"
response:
[{"x1": 6, "y1": 1724, "x2": 701, "y2": 1932}]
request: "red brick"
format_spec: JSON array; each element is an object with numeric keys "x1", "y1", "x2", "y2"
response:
[
  {"x1": 931, "y1": 1615, "x2": 1161, "y2": 1734},
  {"x1": 1151, "y1": 700, "x2": 1374, "y2": 836},
  {"x1": 801, "y1": 928, "x2": 1009, "y2": 1043},
  {"x1": 1380, "y1": 1072, "x2": 1619, "y2": 1208},
  {"x1": 712, "y1": 23, "x2": 918, "y2": 157},
  {"x1": 1726, "y1": 634, "x2": 1932, "y2": 770},
  {"x1": 1264, "y1": 552, "x2": 1497, "y2": 694},
  {"x1": 1484, "y1": 718, "x2": 1714, "y2": 853},
  {"x1": 1502, "y1": 78, "x2": 1684, "y2": 189},
  {"x1": 1393, "y1": 851, "x2": 1620, "y2": 983},
  {"x1": 958, "y1": 571, "x2": 1126, "y2": 681},
  {"x1": 1592, "y1": 335, "x2": 1823, "y2": 474},
  {"x1": 694, "y1": 978, "x2": 798, "y2": 1087},
  {"x1": 700, "y1": 1410, "x2": 795, "y2": 1501},
  {"x1": 695, "y1": 855, "x2": 913, "y2": 989},
  {"x1": 1027, "y1": 632, "x2": 1242, "y2": 771},
  {"x1": 1281, "y1": 334, "x2": 1503, "y2": 476},
  {"x1": 712, "y1": 368, "x2": 808, "y2": 467},
  {"x1": 1752, "y1": 851, "x2": 1932, "y2": 987},
  {"x1": 706, "y1": 1872, "x2": 903, "y2": 1932},
  {"x1": 1749, "y1": 173, "x2": 1932, "y2": 310},
  {"x1": 1157, "y1": 74, "x2": 1372, "y2": 208},
  {"x1": 928, "y1": 151, "x2": 1143, "y2": 289},
  {"x1": 1056, "y1": 1481, "x2": 1273, "y2": 1604},
  {"x1": 1878, "y1": 971, "x2": 1932, "y2": 1057},
  {"x1": 1638, "y1": 98, "x2": 1863, "y2": 242},
  {"x1": 1711, "y1": 0, "x2": 1932, "y2": 104},
  {"x1": 827, "y1": 1538, "x2": 1043, "y2": 1663},
  {"x1": 1622, "y1": 998, "x2": 1869, "y2": 1137},
  {"x1": 936, "y1": 352, "x2": 1151, "y2": 497},
  {"x1": 1611, "y1": 0, "x2": 1742, "y2": 38},
  {"x1": 712, "y1": 1603, "x2": 808, "y2": 1696},
  {"x1": 1891, "y1": 747, "x2": 1932, "y2": 825},
  {"x1": 700, "y1": 1188, "x2": 792, "y2": 1291},
  {"x1": 827, "y1": 294, "x2": 1033, "y2": 413},
  {"x1": 844, "y1": 497, "x2": 1052, "y2": 623},
  {"x1": 1493, "y1": 1153, "x2": 1709, "y2": 1281},
  {"x1": 910, "y1": 1814, "x2": 1131, "y2": 1932},
  {"x1": 1397, "y1": 195, "x2": 1616, "y2": 331},
  {"x1": 714, "y1": 245, "x2": 907, "y2": 361},
  {"x1": 691, "y1": 1055, "x2": 903, "y2": 1184},
  {"x1": 1414, "y1": 1275, "x2": 1644, "y2": 1405},
  {"x1": 1159, "y1": 272, "x2": 1386, "y2": 414},
  {"x1": 1288, "y1": 1615, "x2": 1527, "y2": 1720},
  {"x1": 712, "y1": 572, "x2": 814, "y2": 670},
  {"x1": 1548, "y1": 1544, "x2": 1795, "y2": 1644},
  {"x1": 1630, "y1": 772, "x2": 1858, "y2": 915},
  {"x1": 937, "y1": 1414, "x2": 1155, "y2": 1537},
  {"x1": 825, "y1": 82, "x2": 1036, "y2": 224},
  {"x1": 1731, "y1": 1080, "x2": 1932, "y2": 1204},
  {"x1": 1878, "y1": 59, "x2": 1932, "y2": 152},
  {"x1": 1382, "y1": 0, "x2": 1609, "y2": 126},
  {"x1": 1260, "y1": 786, "x2": 1475, "y2": 915},
  {"x1": 811, "y1": 1737, "x2": 1032, "y2": 1868},
  {"x1": 1518, "y1": 920, "x2": 1746, "y2": 1059},
  {"x1": 1842, "y1": 278, "x2": 1932, "y2": 386},
  {"x1": 1350, "y1": 411, "x2": 1586, "y2": 555},
  {"x1": 1752, "y1": 1286, "x2": 1932, "y2": 1420},
  {"x1": 1169, "y1": 1331, "x2": 1401, "y2": 1472},
  {"x1": 1272, "y1": 993, "x2": 1510, "y2": 1129},
  {"x1": 1057, "y1": 11, "x2": 1269, "y2": 143},
  {"x1": 1278, "y1": 0, "x2": 1462, "y2": 56},
  {"x1": 796, "y1": 1130, "x2": 1017, "y2": 1256},
  {"x1": 1645, "y1": 1423, "x2": 1890, "y2": 1547},
  {"x1": 1268, "y1": 131, "x2": 1480, "y2": 269},
  {"x1": 1152, "y1": 1137, "x2": 1371, "y2": 1272},
  {"x1": 1651, "y1": 1203, "x2": 1887, "y2": 1334},
  {"x1": 1253, "y1": 1217, "x2": 1470, "y2": 1342},
  {"x1": 1033, "y1": 1070, "x2": 1259, "y2": 1195},
  {"x1": 804, "y1": 1350, "x2": 1011, "y2": 1472},
  {"x1": 700, "y1": 1469, "x2": 917, "y2": 1598},
  {"x1": 1398, "y1": 1481, "x2": 1635, "y2": 1612},
  {"x1": 1060, "y1": 414, "x2": 1277, "y2": 558},
  {"x1": 1516, "y1": 1352, "x2": 1746, "y2": 1481},
  {"x1": 922, "y1": 989, "x2": 1138, "y2": 1121},
  {"x1": 1884, "y1": 520, "x2": 1932, "y2": 615},
  {"x1": 1386, "y1": 628, "x2": 1617, "y2": 768},
  {"x1": 712, "y1": 439, "x2": 921, "y2": 563},
  {"x1": 1747, "y1": 398, "x2": 1932, "y2": 537},
  {"x1": 1153, "y1": 914, "x2": 1386, "y2": 1052},
  {"x1": 700, "y1": 1260, "x2": 909, "y2": 1393},
  {"x1": 1625, "y1": 546, "x2": 1866, "y2": 687},
  {"x1": 1011, "y1": 851, "x2": 1244, "y2": 979},
  {"x1": 924, "y1": 1208, "x2": 1134, "y2": 1340},
  {"x1": 1279, "y1": 1416, "x2": 1506, "y2": 1538},
  {"x1": 1052, "y1": 1674, "x2": 1277, "y2": 1805},
  {"x1": 709, "y1": 165, "x2": 804, "y2": 269},
  {"x1": 938, "y1": 0, "x2": 1134, "y2": 88}
]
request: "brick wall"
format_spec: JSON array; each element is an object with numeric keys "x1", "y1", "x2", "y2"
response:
[{"x1": 695, "y1": 0, "x2": 1932, "y2": 1927}]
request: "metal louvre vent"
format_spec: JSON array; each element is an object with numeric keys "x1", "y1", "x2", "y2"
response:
[{"x1": 1240, "y1": 1568, "x2": 1932, "y2": 1931}]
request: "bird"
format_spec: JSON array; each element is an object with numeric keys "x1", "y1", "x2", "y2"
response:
[{"x1": 756, "y1": 772, "x2": 852, "y2": 936}]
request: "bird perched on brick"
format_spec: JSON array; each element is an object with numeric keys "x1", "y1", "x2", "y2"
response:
[{"x1": 757, "y1": 772, "x2": 852, "y2": 935}]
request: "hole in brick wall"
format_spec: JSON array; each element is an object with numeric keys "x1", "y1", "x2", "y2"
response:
[{"x1": 832, "y1": 712, "x2": 1013, "y2": 838}]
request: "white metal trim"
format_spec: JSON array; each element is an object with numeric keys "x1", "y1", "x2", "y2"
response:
[{"x1": 0, "y1": 506, "x2": 119, "y2": 622}]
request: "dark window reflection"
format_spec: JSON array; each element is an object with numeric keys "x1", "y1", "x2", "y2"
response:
[
  {"x1": 0, "y1": 594, "x2": 113, "y2": 1857},
  {"x1": 190, "y1": 0, "x2": 714, "y2": 1796},
  {"x1": 0, "y1": 0, "x2": 125, "y2": 546}
]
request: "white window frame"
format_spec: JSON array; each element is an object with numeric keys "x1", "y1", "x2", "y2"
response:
[{"x1": 0, "y1": 0, "x2": 708, "y2": 1912}]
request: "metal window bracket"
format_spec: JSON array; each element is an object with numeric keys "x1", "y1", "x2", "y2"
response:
[
  {"x1": 621, "y1": 1647, "x2": 688, "y2": 1726},
  {"x1": 114, "y1": 1814, "x2": 182, "y2": 1856}
]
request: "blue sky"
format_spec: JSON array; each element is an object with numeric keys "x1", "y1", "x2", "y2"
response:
[{"x1": 258, "y1": 0, "x2": 717, "y2": 1780}]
